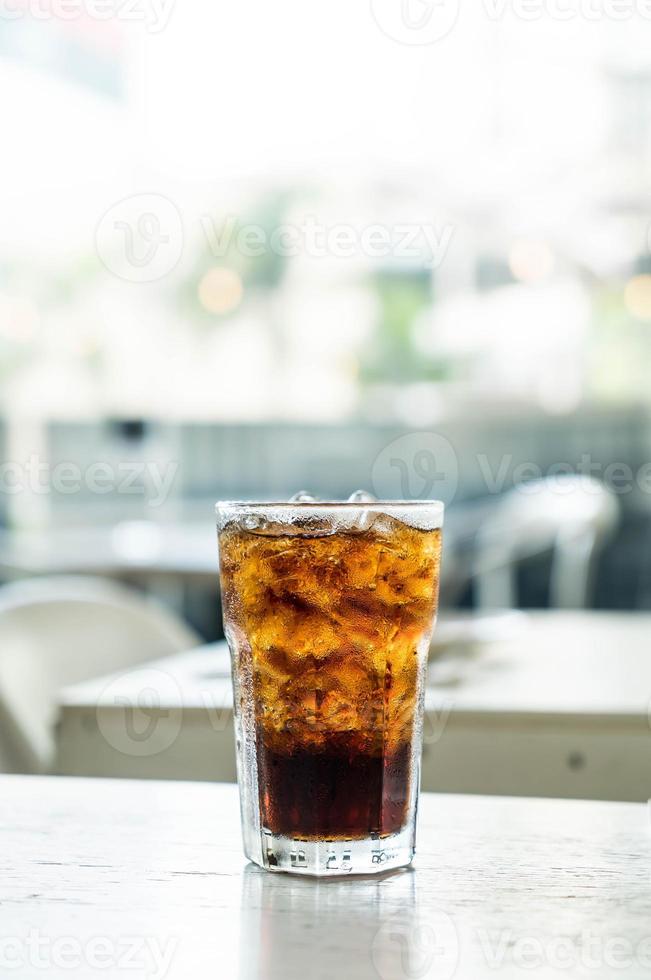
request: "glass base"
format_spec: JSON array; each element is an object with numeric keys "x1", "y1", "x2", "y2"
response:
[{"x1": 249, "y1": 826, "x2": 415, "y2": 877}]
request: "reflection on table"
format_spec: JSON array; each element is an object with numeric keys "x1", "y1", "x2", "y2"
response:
[{"x1": 4, "y1": 776, "x2": 651, "y2": 980}]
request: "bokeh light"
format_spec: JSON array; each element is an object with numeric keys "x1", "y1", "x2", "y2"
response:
[
  {"x1": 198, "y1": 267, "x2": 244, "y2": 316},
  {"x1": 508, "y1": 240, "x2": 555, "y2": 284},
  {"x1": 624, "y1": 275, "x2": 651, "y2": 320}
]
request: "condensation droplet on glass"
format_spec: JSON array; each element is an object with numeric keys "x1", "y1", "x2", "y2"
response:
[{"x1": 289, "y1": 491, "x2": 318, "y2": 503}]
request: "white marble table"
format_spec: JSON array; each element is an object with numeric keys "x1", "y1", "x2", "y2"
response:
[
  {"x1": 56, "y1": 612, "x2": 651, "y2": 801},
  {"x1": 2, "y1": 775, "x2": 651, "y2": 979}
]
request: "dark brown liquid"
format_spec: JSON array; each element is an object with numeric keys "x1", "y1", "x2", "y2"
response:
[{"x1": 257, "y1": 738, "x2": 412, "y2": 840}]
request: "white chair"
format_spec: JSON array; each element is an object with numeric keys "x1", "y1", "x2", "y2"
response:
[
  {"x1": 0, "y1": 576, "x2": 200, "y2": 774},
  {"x1": 473, "y1": 476, "x2": 619, "y2": 610}
]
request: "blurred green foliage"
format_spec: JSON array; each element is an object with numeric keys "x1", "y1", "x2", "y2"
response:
[{"x1": 359, "y1": 267, "x2": 452, "y2": 384}]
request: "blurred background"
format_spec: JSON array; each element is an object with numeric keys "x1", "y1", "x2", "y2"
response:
[{"x1": 2, "y1": 2, "x2": 651, "y2": 798}]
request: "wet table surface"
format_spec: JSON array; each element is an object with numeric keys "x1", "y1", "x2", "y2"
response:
[{"x1": 2, "y1": 775, "x2": 651, "y2": 979}]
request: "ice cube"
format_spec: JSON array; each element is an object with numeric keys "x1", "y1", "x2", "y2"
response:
[
  {"x1": 346, "y1": 490, "x2": 377, "y2": 532},
  {"x1": 347, "y1": 490, "x2": 377, "y2": 503}
]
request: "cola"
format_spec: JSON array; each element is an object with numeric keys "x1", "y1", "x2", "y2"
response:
[{"x1": 218, "y1": 503, "x2": 442, "y2": 863}]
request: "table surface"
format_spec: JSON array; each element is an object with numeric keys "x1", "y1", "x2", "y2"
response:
[
  {"x1": 2, "y1": 775, "x2": 651, "y2": 979},
  {"x1": 61, "y1": 611, "x2": 651, "y2": 721},
  {"x1": 0, "y1": 521, "x2": 219, "y2": 578}
]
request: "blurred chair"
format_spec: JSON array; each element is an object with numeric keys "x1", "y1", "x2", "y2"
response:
[
  {"x1": 0, "y1": 576, "x2": 200, "y2": 774},
  {"x1": 473, "y1": 476, "x2": 619, "y2": 610}
]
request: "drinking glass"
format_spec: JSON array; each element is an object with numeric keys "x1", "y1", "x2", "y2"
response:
[{"x1": 216, "y1": 498, "x2": 443, "y2": 876}]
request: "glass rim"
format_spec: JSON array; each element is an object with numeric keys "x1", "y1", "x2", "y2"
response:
[
  {"x1": 215, "y1": 499, "x2": 444, "y2": 529},
  {"x1": 215, "y1": 499, "x2": 444, "y2": 510}
]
